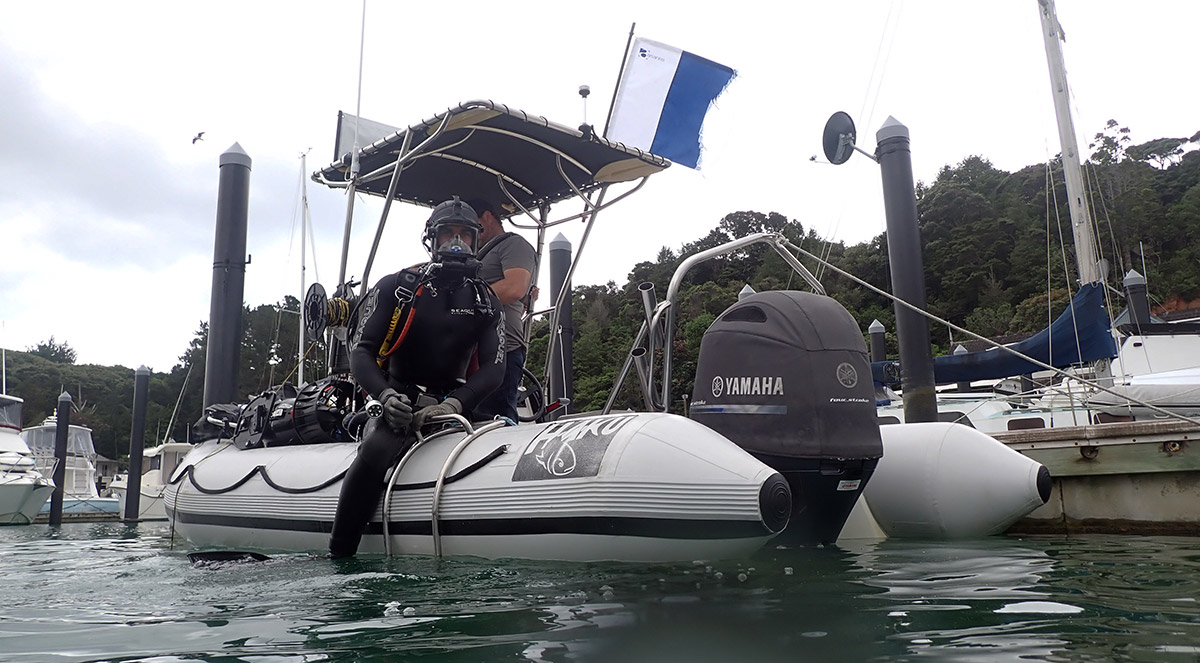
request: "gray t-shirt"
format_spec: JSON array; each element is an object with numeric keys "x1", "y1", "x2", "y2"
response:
[{"x1": 478, "y1": 232, "x2": 537, "y2": 351}]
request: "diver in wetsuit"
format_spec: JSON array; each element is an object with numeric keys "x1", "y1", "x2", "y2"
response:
[{"x1": 329, "y1": 197, "x2": 505, "y2": 558}]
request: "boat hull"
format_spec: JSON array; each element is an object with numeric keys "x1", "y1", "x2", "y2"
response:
[
  {"x1": 0, "y1": 478, "x2": 54, "y2": 525},
  {"x1": 166, "y1": 413, "x2": 790, "y2": 562},
  {"x1": 39, "y1": 496, "x2": 120, "y2": 515},
  {"x1": 111, "y1": 484, "x2": 167, "y2": 520}
]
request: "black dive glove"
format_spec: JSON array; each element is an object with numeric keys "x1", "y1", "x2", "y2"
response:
[
  {"x1": 412, "y1": 397, "x2": 462, "y2": 430},
  {"x1": 378, "y1": 388, "x2": 413, "y2": 433}
]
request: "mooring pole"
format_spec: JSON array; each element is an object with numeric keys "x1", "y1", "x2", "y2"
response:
[
  {"x1": 954, "y1": 345, "x2": 971, "y2": 393},
  {"x1": 877, "y1": 117, "x2": 937, "y2": 423},
  {"x1": 1123, "y1": 270, "x2": 1150, "y2": 327},
  {"x1": 124, "y1": 366, "x2": 149, "y2": 521},
  {"x1": 548, "y1": 233, "x2": 575, "y2": 412},
  {"x1": 868, "y1": 319, "x2": 886, "y2": 363},
  {"x1": 203, "y1": 143, "x2": 252, "y2": 407},
  {"x1": 48, "y1": 391, "x2": 72, "y2": 527}
]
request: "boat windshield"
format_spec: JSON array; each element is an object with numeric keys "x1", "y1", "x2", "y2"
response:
[
  {"x1": 0, "y1": 398, "x2": 20, "y2": 432},
  {"x1": 21, "y1": 425, "x2": 98, "y2": 461}
]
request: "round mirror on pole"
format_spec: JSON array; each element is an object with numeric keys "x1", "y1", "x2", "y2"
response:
[{"x1": 823, "y1": 111, "x2": 858, "y2": 165}]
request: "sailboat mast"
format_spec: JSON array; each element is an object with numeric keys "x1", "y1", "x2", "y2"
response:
[
  {"x1": 1038, "y1": 0, "x2": 1101, "y2": 285},
  {"x1": 299, "y1": 152, "x2": 309, "y2": 385}
]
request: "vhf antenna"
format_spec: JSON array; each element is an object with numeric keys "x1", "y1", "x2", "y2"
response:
[{"x1": 579, "y1": 84, "x2": 592, "y2": 139}]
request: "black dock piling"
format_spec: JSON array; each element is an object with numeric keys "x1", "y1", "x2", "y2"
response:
[
  {"x1": 1124, "y1": 270, "x2": 1150, "y2": 327},
  {"x1": 203, "y1": 143, "x2": 252, "y2": 408},
  {"x1": 548, "y1": 233, "x2": 575, "y2": 412},
  {"x1": 954, "y1": 345, "x2": 971, "y2": 392},
  {"x1": 48, "y1": 391, "x2": 72, "y2": 527},
  {"x1": 868, "y1": 319, "x2": 886, "y2": 363},
  {"x1": 124, "y1": 366, "x2": 149, "y2": 521},
  {"x1": 877, "y1": 117, "x2": 937, "y2": 423}
]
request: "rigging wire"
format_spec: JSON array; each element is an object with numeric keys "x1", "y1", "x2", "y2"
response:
[
  {"x1": 305, "y1": 170, "x2": 321, "y2": 286},
  {"x1": 285, "y1": 158, "x2": 305, "y2": 262},
  {"x1": 1044, "y1": 160, "x2": 1080, "y2": 424},
  {"x1": 162, "y1": 363, "x2": 193, "y2": 444},
  {"x1": 278, "y1": 342, "x2": 322, "y2": 387},
  {"x1": 1044, "y1": 160, "x2": 1055, "y2": 349},
  {"x1": 1046, "y1": 156, "x2": 1090, "y2": 425},
  {"x1": 779, "y1": 237, "x2": 1200, "y2": 427},
  {"x1": 811, "y1": 0, "x2": 903, "y2": 271},
  {"x1": 1085, "y1": 160, "x2": 1125, "y2": 278},
  {"x1": 352, "y1": 0, "x2": 367, "y2": 169},
  {"x1": 858, "y1": 0, "x2": 904, "y2": 136}
]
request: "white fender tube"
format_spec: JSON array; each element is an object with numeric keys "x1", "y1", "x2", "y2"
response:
[{"x1": 861, "y1": 422, "x2": 1050, "y2": 538}]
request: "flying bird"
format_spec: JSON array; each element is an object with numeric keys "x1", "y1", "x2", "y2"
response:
[{"x1": 192, "y1": 131, "x2": 205, "y2": 144}]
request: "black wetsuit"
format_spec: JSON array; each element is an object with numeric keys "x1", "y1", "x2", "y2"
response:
[{"x1": 329, "y1": 266, "x2": 504, "y2": 557}]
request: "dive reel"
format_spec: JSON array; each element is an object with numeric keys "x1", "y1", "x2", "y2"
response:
[{"x1": 303, "y1": 281, "x2": 359, "y2": 343}]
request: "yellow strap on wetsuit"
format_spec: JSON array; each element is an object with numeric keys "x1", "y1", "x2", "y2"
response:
[{"x1": 375, "y1": 284, "x2": 424, "y2": 367}]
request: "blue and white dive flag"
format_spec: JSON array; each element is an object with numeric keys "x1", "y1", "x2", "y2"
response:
[{"x1": 606, "y1": 38, "x2": 736, "y2": 169}]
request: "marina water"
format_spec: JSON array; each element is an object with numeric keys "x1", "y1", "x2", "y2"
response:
[{"x1": 3, "y1": 523, "x2": 1199, "y2": 662}]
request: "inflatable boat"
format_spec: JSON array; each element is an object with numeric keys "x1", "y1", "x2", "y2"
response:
[
  {"x1": 169, "y1": 100, "x2": 1048, "y2": 564},
  {"x1": 165, "y1": 410, "x2": 791, "y2": 562}
]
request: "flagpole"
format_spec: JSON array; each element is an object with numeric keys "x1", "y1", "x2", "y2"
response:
[{"x1": 601, "y1": 22, "x2": 636, "y2": 139}]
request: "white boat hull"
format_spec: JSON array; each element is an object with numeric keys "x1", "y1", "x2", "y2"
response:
[
  {"x1": 111, "y1": 484, "x2": 167, "y2": 520},
  {"x1": 166, "y1": 413, "x2": 791, "y2": 562},
  {"x1": 111, "y1": 441, "x2": 192, "y2": 520},
  {"x1": 1, "y1": 422, "x2": 56, "y2": 525},
  {"x1": 0, "y1": 476, "x2": 54, "y2": 525}
]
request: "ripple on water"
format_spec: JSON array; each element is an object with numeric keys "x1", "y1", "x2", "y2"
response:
[{"x1": 4, "y1": 525, "x2": 1200, "y2": 662}]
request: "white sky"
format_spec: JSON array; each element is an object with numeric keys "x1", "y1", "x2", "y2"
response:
[{"x1": 1, "y1": 1, "x2": 1196, "y2": 372}]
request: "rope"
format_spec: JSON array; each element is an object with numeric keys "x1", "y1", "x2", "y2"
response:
[
  {"x1": 278, "y1": 341, "x2": 321, "y2": 386},
  {"x1": 327, "y1": 298, "x2": 352, "y2": 327}
]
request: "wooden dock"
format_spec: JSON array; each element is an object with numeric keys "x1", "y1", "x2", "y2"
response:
[
  {"x1": 993, "y1": 419, "x2": 1200, "y2": 536},
  {"x1": 32, "y1": 512, "x2": 122, "y2": 524}
]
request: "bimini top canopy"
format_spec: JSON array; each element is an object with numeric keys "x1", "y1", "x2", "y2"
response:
[{"x1": 312, "y1": 100, "x2": 670, "y2": 219}]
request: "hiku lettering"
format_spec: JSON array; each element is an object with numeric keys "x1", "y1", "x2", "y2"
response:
[{"x1": 512, "y1": 414, "x2": 638, "y2": 481}]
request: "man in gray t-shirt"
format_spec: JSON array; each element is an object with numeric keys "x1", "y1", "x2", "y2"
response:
[{"x1": 467, "y1": 199, "x2": 537, "y2": 421}]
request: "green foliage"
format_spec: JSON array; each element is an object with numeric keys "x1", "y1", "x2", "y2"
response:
[
  {"x1": 5, "y1": 295, "x2": 321, "y2": 463},
  {"x1": 26, "y1": 336, "x2": 77, "y2": 364},
  {"x1": 1089, "y1": 119, "x2": 1131, "y2": 165}
]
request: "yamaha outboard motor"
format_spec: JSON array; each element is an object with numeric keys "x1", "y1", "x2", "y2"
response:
[{"x1": 690, "y1": 291, "x2": 883, "y2": 545}]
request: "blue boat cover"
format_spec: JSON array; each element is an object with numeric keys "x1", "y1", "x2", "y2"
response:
[{"x1": 872, "y1": 283, "x2": 1117, "y2": 385}]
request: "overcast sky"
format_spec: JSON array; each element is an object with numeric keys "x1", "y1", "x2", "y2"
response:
[{"x1": 1, "y1": 1, "x2": 1196, "y2": 373}]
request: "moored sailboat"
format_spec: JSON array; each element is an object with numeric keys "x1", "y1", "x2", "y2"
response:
[{"x1": 868, "y1": 0, "x2": 1200, "y2": 535}]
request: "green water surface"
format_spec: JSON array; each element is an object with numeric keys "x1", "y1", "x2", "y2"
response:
[{"x1": 1, "y1": 523, "x2": 1198, "y2": 662}]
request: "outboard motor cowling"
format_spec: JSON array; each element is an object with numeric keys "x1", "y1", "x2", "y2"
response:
[{"x1": 690, "y1": 291, "x2": 883, "y2": 545}]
